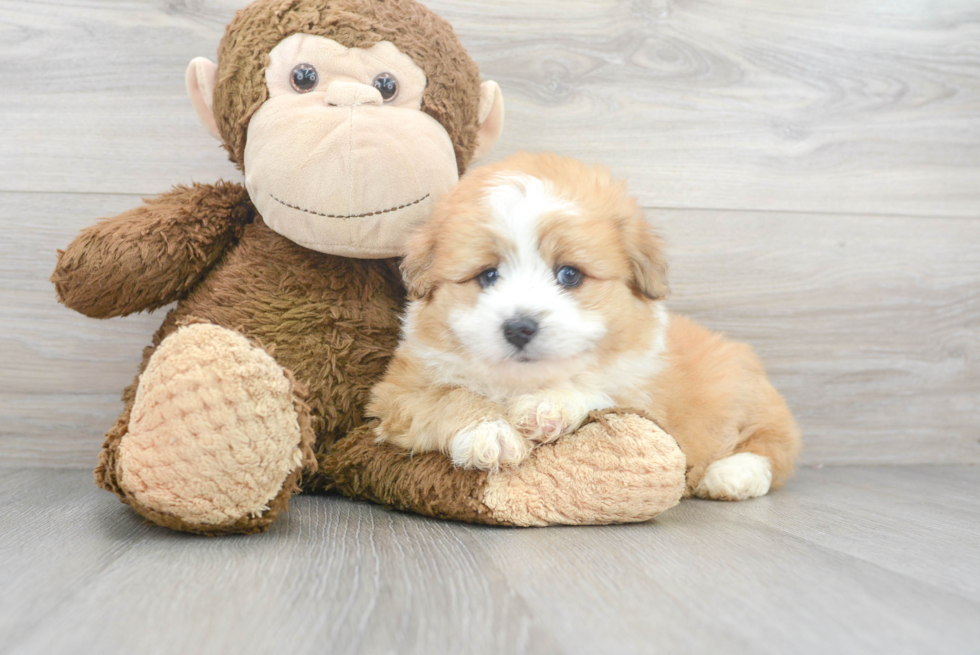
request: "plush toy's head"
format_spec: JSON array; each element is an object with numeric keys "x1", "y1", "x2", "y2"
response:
[{"x1": 186, "y1": 0, "x2": 505, "y2": 257}]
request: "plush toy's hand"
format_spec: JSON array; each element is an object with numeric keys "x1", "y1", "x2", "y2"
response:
[
  {"x1": 325, "y1": 410, "x2": 686, "y2": 526},
  {"x1": 52, "y1": 181, "x2": 252, "y2": 318}
]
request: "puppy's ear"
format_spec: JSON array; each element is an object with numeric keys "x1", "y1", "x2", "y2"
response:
[
  {"x1": 623, "y1": 213, "x2": 670, "y2": 300},
  {"x1": 400, "y1": 227, "x2": 437, "y2": 300}
]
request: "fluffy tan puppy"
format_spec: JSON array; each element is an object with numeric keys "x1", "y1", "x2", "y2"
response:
[{"x1": 369, "y1": 153, "x2": 801, "y2": 500}]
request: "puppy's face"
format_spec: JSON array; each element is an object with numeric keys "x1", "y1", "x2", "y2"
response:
[{"x1": 401, "y1": 153, "x2": 669, "y2": 384}]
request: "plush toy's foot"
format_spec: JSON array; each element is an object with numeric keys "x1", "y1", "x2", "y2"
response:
[
  {"x1": 325, "y1": 410, "x2": 686, "y2": 526},
  {"x1": 99, "y1": 323, "x2": 316, "y2": 535}
]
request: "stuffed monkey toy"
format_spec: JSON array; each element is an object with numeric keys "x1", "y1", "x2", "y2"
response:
[{"x1": 52, "y1": 0, "x2": 686, "y2": 536}]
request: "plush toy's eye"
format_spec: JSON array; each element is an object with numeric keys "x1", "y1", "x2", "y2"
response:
[
  {"x1": 556, "y1": 266, "x2": 583, "y2": 288},
  {"x1": 372, "y1": 73, "x2": 399, "y2": 102},
  {"x1": 477, "y1": 268, "x2": 499, "y2": 289},
  {"x1": 290, "y1": 64, "x2": 319, "y2": 93}
]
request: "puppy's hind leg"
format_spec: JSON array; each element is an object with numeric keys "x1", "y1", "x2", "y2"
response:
[
  {"x1": 692, "y1": 452, "x2": 773, "y2": 501},
  {"x1": 694, "y1": 396, "x2": 801, "y2": 501}
]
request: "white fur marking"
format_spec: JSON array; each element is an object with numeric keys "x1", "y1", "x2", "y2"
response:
[
  {"x1": 400, "y1": 174, "x2": 671, "y2": 408},
  {"x1": 446, "y1": 175, "x2": 607, "y2": 376},
  {"x1": 694, "y1": 453, "x2": 772, "y2": 501},
  {"x1": 451, "y1": 419, "x2": 527, "y2": 471},
  {"x1": 448, "y1": 175, "x2": 606, "y2": 369}
]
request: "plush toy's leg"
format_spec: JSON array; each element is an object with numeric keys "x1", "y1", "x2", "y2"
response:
[
  {"x1": 323, "y1": 410, "x2": 686, "y2": 526},
  {"x1": 96, "y1": 323, "x2": 316, "y2": 535}
]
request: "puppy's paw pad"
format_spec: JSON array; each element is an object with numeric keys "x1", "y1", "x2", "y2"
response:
[
  {"x1": 694, "y1": 453, "x2": 772, "y2": 501},
  {"x1": 451, "y1": 420, "x2": 527, "y2": 471},
  {"x1": 511, "y1": 397, "x2": 583, "y2": 444}
]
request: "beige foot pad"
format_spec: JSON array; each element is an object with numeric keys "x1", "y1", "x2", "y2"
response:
[
  {"x1": 483, "y1": 412, "x2": 687, "y2": 526},
  {"x1": 117, "y1": 323, "x2": 307, "y2": 527}
]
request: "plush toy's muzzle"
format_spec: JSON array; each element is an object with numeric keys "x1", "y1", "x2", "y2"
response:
[{"x1": 240, "y1": 32, "x2": 463, "y2": 257}]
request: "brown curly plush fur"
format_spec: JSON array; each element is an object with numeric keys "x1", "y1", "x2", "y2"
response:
[
  {"x1": 52, "y1": 0, "x2": 686, "y2": 535},
  {"x1": 52, "y1": 0, "x2": 484, "y2": 534},
  {"x1": 325, "y1": 423, "x2": 503, "y2": 524},
  {"x1": 51, "y1": 181, "x2": 254, "y2": 319},
  {"x1": 213, "y1": 0, "x2": 483, "y2": 173},
  {"x1": 58, "y1": 182, "x2": 407, "y2": 533}
]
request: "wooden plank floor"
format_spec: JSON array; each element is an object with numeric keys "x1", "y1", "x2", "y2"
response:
[
  {"x1": 3, "y1": 0, "x2": 979, "y2": 216},
  {"x1": 1, "y1": 466, "x2": 978, "y2": 655},
  {"x1": 1, "y1": 2, "x2": 978, "y2": 652},
  {"x1": 1, "y1": 0, "x2": 978, "y2": 468}
]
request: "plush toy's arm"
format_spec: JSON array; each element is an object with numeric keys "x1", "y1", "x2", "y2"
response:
[
  {"x1": 323, "y1": 410, "x2": 688, "y2": 527},
  {"x1": 52, "y1": 181, "x2": 253, "y2": 318}
]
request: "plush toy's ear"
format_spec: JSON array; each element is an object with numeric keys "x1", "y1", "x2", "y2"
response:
[
  {"x1": 186, "y1": 57, "x2": 222, "y2": 141},
  {"x1": 472, "y1": 81, "x2": 505, "y2": 161},
  {"x1": 400, "y1": 228, "x2": 437, "y2": 300},
  {"x1": 624, "y1": 215, "x2": 671, "y2": 301}
]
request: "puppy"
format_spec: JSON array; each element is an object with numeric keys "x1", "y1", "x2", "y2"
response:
[{"x1": 369, "y1": 152, "x2": 801, "y2": 500}]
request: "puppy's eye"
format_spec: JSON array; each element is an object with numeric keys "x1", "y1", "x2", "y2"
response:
[
  {"x1": 290, "y1": 64, "x2": 319, "y2": 93},
  {"x1": 372, "y1": 73, "x2": 398, "y2": 102},
  {"x1": 476, "y1": 268, "x2": 499, "y2": 289},
  {"x1": 556, "y1": 266, "x2": 583, "y2": 288}
]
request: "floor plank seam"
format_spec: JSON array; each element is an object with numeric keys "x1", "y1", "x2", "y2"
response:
[{"x1": 707, "y1": 507, "x2": 980, "y2": 606}]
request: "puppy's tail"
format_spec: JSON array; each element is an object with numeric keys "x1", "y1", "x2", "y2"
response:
[{"x1": 734, "y1": 390, "x2": 802, "y2": 489}]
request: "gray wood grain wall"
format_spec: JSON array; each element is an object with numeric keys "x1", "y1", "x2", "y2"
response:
[{"x1": 1, "y1": 0, "x2": 978, "y2": 468}]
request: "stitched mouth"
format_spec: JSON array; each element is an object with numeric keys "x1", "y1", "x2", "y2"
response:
[{"x1": 270, "y1": 193, "x2": 430, "y2": 219}]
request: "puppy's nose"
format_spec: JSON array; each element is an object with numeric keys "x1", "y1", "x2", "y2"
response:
[{"x1": 502, "y1": 316, "x2": 538, "y2": 349}]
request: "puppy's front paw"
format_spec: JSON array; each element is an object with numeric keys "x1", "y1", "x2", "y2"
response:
[
  {"x1": 451, "y1": 419, "x2": 528, "y2": 472},
  {"x1": 509, "y1": 395, "x2": 590, "y2": 445},
  {"x1": 693, "y1": 453, "x2": 772, "y2": 501}
]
